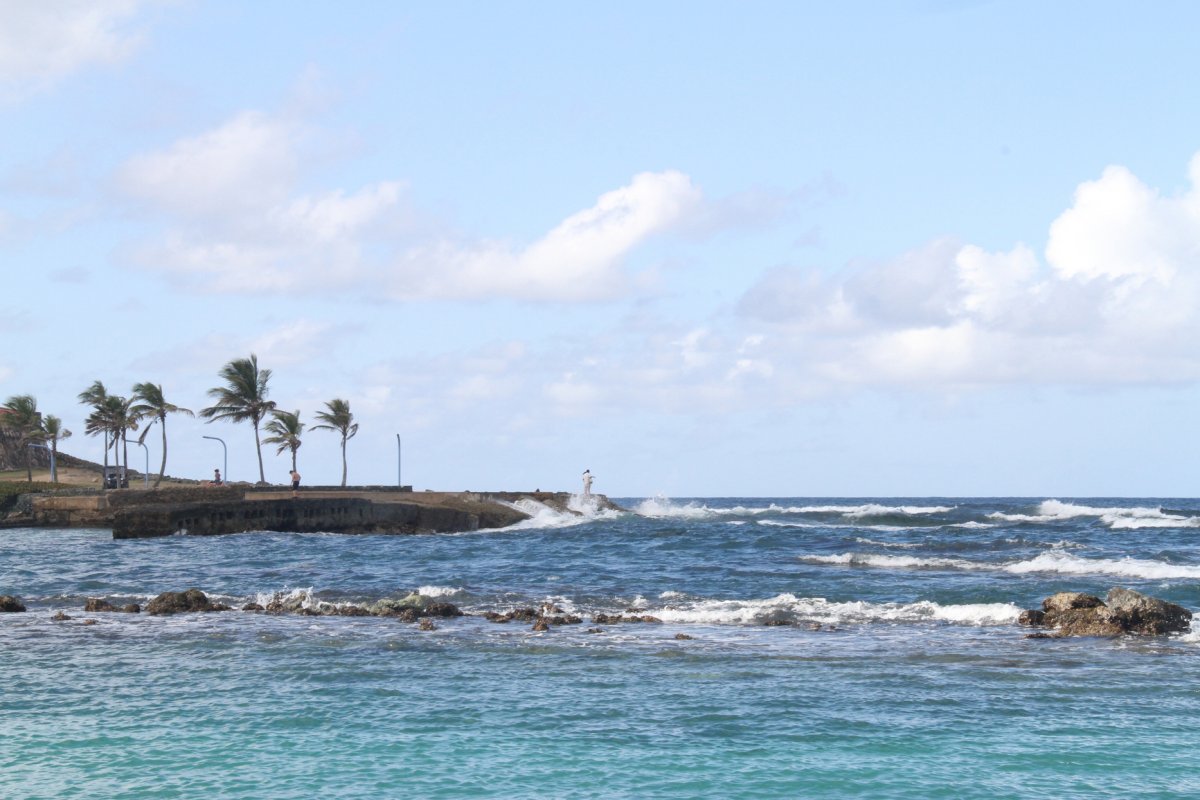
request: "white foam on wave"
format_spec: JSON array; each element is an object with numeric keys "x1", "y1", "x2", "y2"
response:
[
  {"x1": 415, "y1": 585, "x2": 464, "y2": 598},
  {"x1": 802, "y1": 553, "x2": 977, "y2": 570},
  {"x1": 951, "y1": 521, "x2": 995, "y2": 530},
  {"x1": 497, "y1": 497, "x2": 621, "y2": 531},
  {"x1": 988, "y1": 499, "x2": 1199, "y2": 529},
  {"x1": 794, "y1": 503, "x2": 955, "y2": 517},
  {"x1": 650, "y1": 592, "x2": 1019, "y2": 627},
  {"x1": 759, "y1": 520, "x2": 942, "y2": 532},
  {"x1": 254, "y1": 586, "x2": 317, "y2": 609},
  {"x1": 633, "y1": 497, "x2": 720, "y2": 519},
  {"x1": 1000, "y1": 551, "x2": 1200, "y2": 580},
  {"x1": 1177, "y1": 619, "x2": 1200, "y2": 645},
  {"x1": 801, "y1": 549, "x2": 1200, "y2": 581},
  {"x1": 854, "y1": 537, "x2": 923, "y2": 549},
  {"x1": 633, "y1": 498, "x2": 954, "y2": 520}
]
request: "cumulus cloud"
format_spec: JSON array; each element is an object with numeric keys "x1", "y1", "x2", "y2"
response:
[
  {"x1": 0, "y1": 1, "x2": 147, "y2": 97},
  {"x1": 734, "y1": 152, "x2": 1200, "y2": 389},
  {"x1": 119, "y1": 111, "x2": 300, "y2": 220},
  {"x1": 116, "y1": 110, "x2": 719, "y2": 302}
]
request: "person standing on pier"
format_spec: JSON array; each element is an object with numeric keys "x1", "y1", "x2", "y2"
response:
[{"x1": 582, "y1": 469, "x2": 593, "y2": 497}]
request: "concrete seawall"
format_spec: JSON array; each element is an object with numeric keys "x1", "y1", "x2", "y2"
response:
[{"x1": 10, "y1": 487, "x2": 620, "y2": 538}]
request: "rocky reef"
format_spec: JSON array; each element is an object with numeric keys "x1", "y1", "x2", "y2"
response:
[{"x1": 1018, "y1": 588, "x2": 1193, "y2": 637}]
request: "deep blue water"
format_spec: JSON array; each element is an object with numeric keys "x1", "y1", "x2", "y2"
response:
[{"x1": 3, "y1": 497, "x2": 1200, "y2": 799}]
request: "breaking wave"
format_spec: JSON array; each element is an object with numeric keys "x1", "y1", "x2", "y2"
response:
[
  {"x1": 988, "y1": 500, "x2": 1200, "y2": 529},
  {"x1": 650, "y1": 592, "x2": 1019, "y2": 627},
  {"x1": 495, "y1": 497, "x2": 622, "y2": 531},
  {"x1": 802, "y1": 550, "x2": 1200, "y2": 581}
]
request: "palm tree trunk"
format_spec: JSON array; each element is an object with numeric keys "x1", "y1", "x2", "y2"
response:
[
  {"x1": 50, "y1": 438, "x2": 58, "y2": 483},
  {"x1": 24, "y1": 442, "x2": 32, "y2": 483},
  {"x1": 155, "y1": 419, "x2": 167, "y2": 489},
  {"x1": 291, "y1": 448, "x2": 297, "y2": 473},
  {"x1": 340, "y1": 437, "x2": 347, "y2": 487},
  {"x1": 102, "y1": 432, "x2": 110, "y2": 486},
  {"x1": 254, "y1": 421, "x2": 266, "y2": 484}
]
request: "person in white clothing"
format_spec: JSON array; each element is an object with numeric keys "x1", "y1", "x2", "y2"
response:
[{"x1": 582, "y1": 469, "x2": 594, "y2": 497}]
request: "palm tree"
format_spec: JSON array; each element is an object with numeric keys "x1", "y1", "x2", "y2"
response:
[
  {"x1": 42, "y1": 415, "x2": 71, "y2": 483},
  {"x1": 263, "y1": 409, "x2": 305, "y2": 474},
  {"x1": 312, "y1": 398, "x2": 358, "y2": 487},
  {"x1": 199, "y1": 354, "x2": 276, "y2": 484},
  {"x1": 130, "y1": 382, "x2": 193, "y2": 489},
  {"x1": 1, "y1": 394, "x2": 43, "y2": 482},
  {"x1": 84, "y1": 394, "x2": 135, "y2": 485},
  {"x1": 78, "y1": 380, "x2": 112, "y2": 473}
]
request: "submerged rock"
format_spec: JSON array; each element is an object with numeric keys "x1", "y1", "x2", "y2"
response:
[
  {"x1": 418, "y1": 619, "x2": 437, "y2": 631},
  {"x1": 52, "y1": 611, "x2": 71, "y2": 621},
  {"x1": 122, "y1": 604, "x2": 141, "y2": 614},
  {"x1": 1020, "y1": 588, "x2": 1192, "y2": 637},
  {"x1": 0, "y1": 595, "x2": 26, "y2": 613},
  {"x1": 674, "y1": 632, "x2": 694, "y2": 640},
  {"x1": 531, "y1": 618, "x2": 550, "y2": 632},
  {"x1": 84, "y1": 598, "x2": 117, "y2": 612}
]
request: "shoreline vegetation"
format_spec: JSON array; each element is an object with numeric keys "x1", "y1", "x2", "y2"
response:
[{"x1": 1, "y1": 352, "x2": 365, "y2": 491}]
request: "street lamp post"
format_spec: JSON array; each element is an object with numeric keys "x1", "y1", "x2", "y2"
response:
[
  {"x1": 396, "y1": 434, "x2": 401, "y2": 488},
  {"x1": 130, "y1": 439, "x2": 150, "y2": 488},
  {"x1": 203, "y1": 435, "x2": 227, "y2": 484}
]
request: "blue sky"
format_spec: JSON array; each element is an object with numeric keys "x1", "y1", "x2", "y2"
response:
[{"x1": 3, "y1": 1, "x2": 1200, "y2": 496}]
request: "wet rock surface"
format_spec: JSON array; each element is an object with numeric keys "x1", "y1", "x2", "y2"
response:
[
  {"x1": 1019, "y1": 588, "x2": 1193, "y2": 637},
  {"x1": 0, "y1": 595, "x2": 26, "y2": 612},
  {"x1": 146, "y1": 588, "x2": 226, "y2": 615}
]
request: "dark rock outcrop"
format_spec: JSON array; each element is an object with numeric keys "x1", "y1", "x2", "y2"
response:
[
  {"x1": 0, "y1": 595, "x2": 26, "y2": 612},
  {"x1": 84, "y1": 598, "x2": 116, "y2": 612},
  {"x1": 122, "y1": 604, "x2": 141, "y2": 613},
  {"x1": 146, "y1": 588, "x2": 222, "y2": 616},
  {"x1": 1020, "y1": 588, "x2": 1192, "y2": 637}
]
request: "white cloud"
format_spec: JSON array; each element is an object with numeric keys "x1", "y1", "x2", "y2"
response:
[
  {"x1": 732, "y1": 151, "x2": 1200, "y2": 389},
  {"x1": 118, "y1": 111, "x2": 299, "y2": 220},
  {"x1": 0, "y1": 1, "x2": 147, "y2": 96},
  {"x1": 117, "y1": 111, "x2": 708, "y2": 303}
]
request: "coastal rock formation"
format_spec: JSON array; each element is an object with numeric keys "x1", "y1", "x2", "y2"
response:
[
  {"x1": 0, "y1": 595, "x2": 26, "y2": 612},
  {"x1": 146, "y1": 588, "x2": 230, "y2": 615},
  {"x1": 85, "y1": 598, "x2": 116, "y2": 612},
  {"x1": 1019, "y1": 588, "x2": 1192, "y2": 637}
]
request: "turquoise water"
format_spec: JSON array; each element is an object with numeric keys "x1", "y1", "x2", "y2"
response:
[{"x1": 3, "y1": 498, "x2": 1200, "y2": 798}]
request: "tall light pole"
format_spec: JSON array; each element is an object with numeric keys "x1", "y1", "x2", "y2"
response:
[
  {"x1": 130, "y1": 439, "x2": 150, "y2": 487},
  {"x1": 396, "y1": 434, "x2": 401, "y2": 488},
  {"x1": 203, "y1": 435, "x2": 227, "y2": 483}
]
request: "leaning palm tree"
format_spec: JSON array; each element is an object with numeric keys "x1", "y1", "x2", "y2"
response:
[
  {"x1": 130, "y1": 382, "x2": 193, "y2": 489},
  {"x1": 312, "y1": 398, "x2": 358, "y2": 487},
  {"x1": 199, "y1": 354, "x2": 276, "y2": 484},
  {"x1": 85, "y1": 394, "x2": 135, "y2": 484},
  {"x1": 1, "y1": 394, "x2": 43, "y2": 482},
  {"x1": 42, "y1": 415, "x2": 71, "y2": 483},
  {"x1": 78, "y1": 380, "x2": 112, "y2": 473},
  {"x1": 263, "y1": 409, "x2": 305, "y2": 474}
]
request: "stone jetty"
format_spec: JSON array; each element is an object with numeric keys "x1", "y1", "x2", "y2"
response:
[{"x1": 3, "y1": 486, "x2": 620, "y2": 538}]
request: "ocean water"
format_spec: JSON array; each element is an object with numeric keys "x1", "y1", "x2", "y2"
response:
[{"x1": 3, "y1": 497, "x2": 1200, "y2": 799}]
